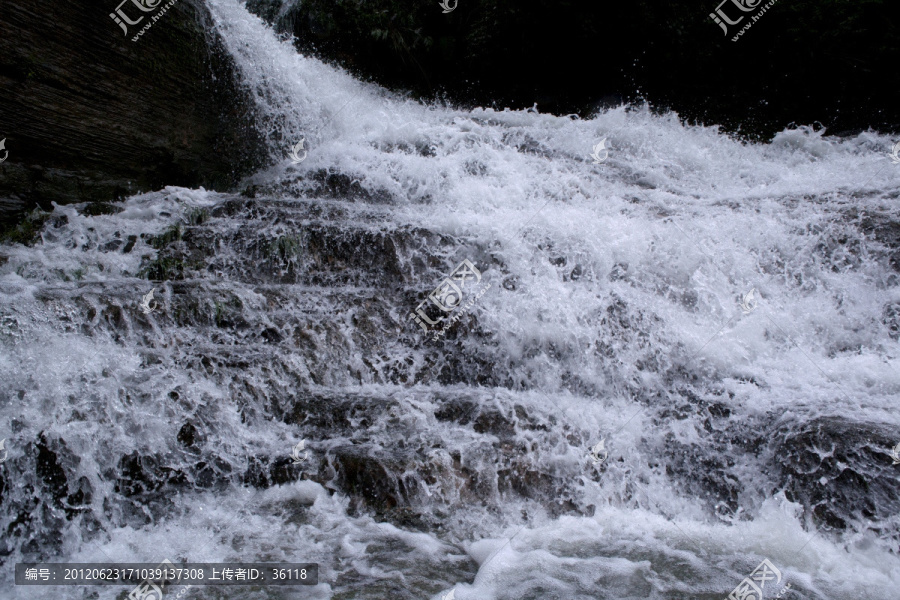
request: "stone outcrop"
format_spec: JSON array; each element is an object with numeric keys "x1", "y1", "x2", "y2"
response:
[{"x1": 0, "y1": 0, "x2": 267, "y2": 231}]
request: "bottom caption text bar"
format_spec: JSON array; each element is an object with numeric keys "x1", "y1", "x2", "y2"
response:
[{"x1": 16, "y1": 563, "x2": 318, "y2": 585}]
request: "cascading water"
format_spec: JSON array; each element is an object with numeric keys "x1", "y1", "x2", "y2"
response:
[{"x1": 2, "y1": 1, "x2": 900, "y2": 599}]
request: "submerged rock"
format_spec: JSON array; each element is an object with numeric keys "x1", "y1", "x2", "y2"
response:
[{"x1": 771, "y1": 418, "x2": 900, "y2": 533}]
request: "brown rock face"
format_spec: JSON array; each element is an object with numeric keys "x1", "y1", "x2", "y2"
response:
[{"x1": 0, "y1": 0, "x2": 267, "y2": 229}]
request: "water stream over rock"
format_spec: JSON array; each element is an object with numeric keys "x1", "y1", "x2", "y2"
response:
[{"x1": 2, "y1": 2, "x2": 900, "y2": 599}]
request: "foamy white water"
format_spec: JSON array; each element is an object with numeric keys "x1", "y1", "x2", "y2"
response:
[{"x1": 1, "y1": 1, "x2": 900, "y2": 599}]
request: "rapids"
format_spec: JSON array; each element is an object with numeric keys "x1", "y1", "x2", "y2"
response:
[{"x1": 1, "y1": 1, "x2": 900, "y2": 598}]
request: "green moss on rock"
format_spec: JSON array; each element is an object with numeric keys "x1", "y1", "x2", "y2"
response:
[{"x1": 0, "y1": 208, "x2": 51, "y2": 246}]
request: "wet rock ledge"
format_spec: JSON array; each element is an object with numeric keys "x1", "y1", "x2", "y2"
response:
[{"x1": 0, "y1": 0, "x2": 267, "y2": 232}]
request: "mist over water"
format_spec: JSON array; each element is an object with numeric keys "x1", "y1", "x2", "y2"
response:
[{"x1": 2, "y1": 1, "x2": 900, "y2": 599}]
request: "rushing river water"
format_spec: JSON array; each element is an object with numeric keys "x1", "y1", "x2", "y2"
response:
[{"x1": 2, "y1": 1, "x2": 900, "y2": 599}]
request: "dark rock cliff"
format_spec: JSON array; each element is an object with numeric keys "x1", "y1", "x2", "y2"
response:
[{"x1": 0, "y1": 0, "x2": 267, "y2": 232}]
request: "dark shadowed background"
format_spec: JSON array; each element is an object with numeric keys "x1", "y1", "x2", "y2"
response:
[{"x1": 247, "y1": 0, "x2": 900, "y2": 138}]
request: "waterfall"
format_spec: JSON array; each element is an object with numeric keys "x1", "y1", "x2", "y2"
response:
[{"x1": 1, "y1": 1, "x2": 899, "y2": 598}]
